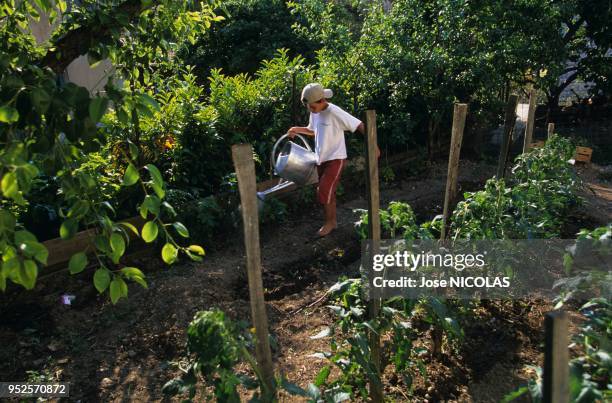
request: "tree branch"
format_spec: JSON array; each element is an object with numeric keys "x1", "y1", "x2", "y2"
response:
[
  {"x1": 563, "y1": 16, "x2": 585, "y2": 45},
  {"x1": 40, "y1": 0, "x2": 146, "y2": 74}
]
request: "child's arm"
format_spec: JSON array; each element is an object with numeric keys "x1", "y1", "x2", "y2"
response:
[
  {"x1": 287, "y1": 126, "x2": 315, "y2": 138},
  {"x1": 355, "y1": 122, "x2": 381, "y2": 159}
]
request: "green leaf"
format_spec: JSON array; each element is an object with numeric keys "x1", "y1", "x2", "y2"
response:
[
  {"x1": 161, "y1": 243, "x2": 178, "y2": 264},
  {"x1": 109, "y1": 277, "x2": 128, "y2": 304},
  {"x1": 31, "y1": 88, "x2": 51, "y2": 113},
  {"x1": 94, "y1": 268, "x2": 111, "y2": 293},
  {"x1": 280, "y1": 379, "x2": 307, "y2": 396},
  {"x1": 314, "y1": 365, "x2": 330, "y2": 387},
  {"x1": 120, "y1": 267, "x2": 147, "y2": 288},
  {"x1": 120, "y1": 267, "x2": 144, "y2": 279},
  {"x1": 69, "y1": 252, "x2": 88, "y2": 274},
  {"x1": 60, "y1": 218, "x2": 78, "y2": 240},
  {"x1": 123, "y1": 164, "x2": 139, "y2": 186},
  {"x1": 110, "y1": 233, "x2": 126, "y2": 263},
  {"x1": 21, "y1": 241, "x2": 48, "y2": 265},
  {"x1": 500, "y1": 386, "x2": 528, "y2": 402},
  {"x1": 0, "y1": 210, "x2": 16, "y2": 232},
  {"x1": 138, "y1": 93, "x2": 160, "y2": 111},
  {"x1": 119, "y1": 221, "x2": 139, "y2": 236},
  {"x1": 141, "y1": 221, "x2": 158, "y2": 243},
  {"x1": 89, "y1": 96, "x2": 109, "y2": 122},
  {"x1": 128, "y1": 140, "x2": 139, "y2": 160},
  {"x1": 162, "y1": 201, "x2": 177, "y2": 217},
  {"x1": 145, "y1": 164, "x2": 163, "y2": 187},
  {"x1": 151, "y1": 182, "x2": 165, "y2": 199},
  {"x1": 19, "y1": 260, "x2": 38, "y2": 290},
  {"x1": 67, "y1": 200, "x2": 90, "y2": 219},
  {"x1": 1, "y1": 172, "x2": 18, "y2": 197},
  {"x1": 0, "y1": 106, "x2": 19, "y2": 123},
  {"x1": 0, "y1": 271, "x2": 5, "y2": 291},
  {"x1": 187, "y1": 245, "x2": 205, "y2": 256},
  {"x1": 140, "y1": 195, "x2": 161, "y2": 218},
  {"x1": 172, "y1": 222, "x2": 189, "y2": 238}
]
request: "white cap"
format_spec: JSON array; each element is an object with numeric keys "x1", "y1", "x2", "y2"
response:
[{"x1": 301, "y1": 83, "x2": 333, "y2": 104}]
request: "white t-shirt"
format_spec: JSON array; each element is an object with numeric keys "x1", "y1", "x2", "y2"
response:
[{"x1": 307, "y1": 102, "x2": 362, "y2": 164}]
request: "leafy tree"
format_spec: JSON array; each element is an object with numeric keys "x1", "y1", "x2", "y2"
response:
[
  {"x1": 181, "y1": 0, "x2": 318, "y2": 77},
  {"x1": 0, "y1": 0, "x2": 220, "y2": 301}
]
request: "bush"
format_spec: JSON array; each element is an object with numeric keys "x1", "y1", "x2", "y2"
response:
[{"x1": 450, "y1": 136, "x2": 581, "y2": 239}]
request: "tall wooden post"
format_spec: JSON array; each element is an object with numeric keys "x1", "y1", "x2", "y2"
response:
[
  {"x1": 440, "y1": 104, "x2": 468, "y2": 241},
  {"x1": 523, "y1": 88, "x2": 537, "y2": 153},
  {"x1": 497, "y1": 95, "x2": 518, "y2": 179},
  {"x1": 231, "y1": 144, "x2": 276, "y2": 399},
  {"x1": 543, "y1": 311, "x2": 569, "y2": 403},
  {"x1": 547, "y1": 122, "x2": 555, "y2": 139},
  {"x1": 365, "y1": 110, "x2": 383, "y2": 403}
]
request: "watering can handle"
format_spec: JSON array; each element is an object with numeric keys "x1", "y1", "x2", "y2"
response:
[{"x1": 270, "y1": 133, "x2": 312, "y2": 176}]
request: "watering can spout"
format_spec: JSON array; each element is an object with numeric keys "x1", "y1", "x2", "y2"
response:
[{"x1": 256, "y1": 179, "x2": 296, "y2": 211}]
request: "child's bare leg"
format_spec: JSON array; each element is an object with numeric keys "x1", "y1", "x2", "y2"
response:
[{"x1": 318, "y1": 200, "x2": 337, "y2": 236}]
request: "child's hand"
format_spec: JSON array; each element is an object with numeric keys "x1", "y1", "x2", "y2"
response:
[{"x1": 287, "y1": 127, "x2": 299, "y2": 138}]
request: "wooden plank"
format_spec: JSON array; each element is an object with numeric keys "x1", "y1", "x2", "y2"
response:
[
  {"x1": 365, "y1": 110, "x2": 383, "y2": 403},
  {"x1": 441, "y1": 103, "x2": 468, "y2": 240},
  {"x1": 43, "y1": 216, "x2": 145, "y2": 268},
  {"x1": 523, "y1": 88, "x2": 537, "y2": 153},
  {"x1": 543, "y1": 311, "x2": 569, "y2": 403},
  {"x1": 231, "y1": 143, "x2": 276, "y2": 399},
  {"x1": 574, "y1": 146, "x2": 593, "y2": 163},
  {"x1": 497, "y1": 94, "x2": 518, "y2": 179},
  {"x1": 575, "y1": 146, "x2": 593, "y2": 156},
  {"x1": 547, "y1": 122, "x2": 555, "y2": 139}
]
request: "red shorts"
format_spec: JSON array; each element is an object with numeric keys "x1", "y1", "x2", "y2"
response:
[{"x1": 316, "y1": 159, "x2": 346, "y2": 205}]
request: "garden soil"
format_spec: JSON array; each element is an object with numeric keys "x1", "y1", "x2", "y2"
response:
[{"x1": 0, "y1": 159, "x2": 609, "y2": 402}]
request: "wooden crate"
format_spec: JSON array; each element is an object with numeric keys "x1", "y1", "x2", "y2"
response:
[{"x1": 574, "y1": 146, "x2": 593, "y2": 163}]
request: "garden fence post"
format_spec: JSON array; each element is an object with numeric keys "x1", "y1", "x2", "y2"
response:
[
  {"x1": 547, "y1": 122, "x2": 555, "y2": 139},
  {"x1": 440, "y1": 103, "x2": 468, "y2": 241},
  {"x1": 497, "y1": 94, "x2": 518, "y2": 179},
  {"x1": 231, "y1": 144, "x2": 276, "y2": 400},
  {"x1": 543, "y1": 311, "x2": 569, "y2": 403},
  {"x1": 523, "y1": 88, "x2": 537, "y2": 153},
  {"x1": 365, "y1": 109, "x2": 383, "y2": 403}
]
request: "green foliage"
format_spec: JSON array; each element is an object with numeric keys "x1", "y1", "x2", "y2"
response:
[
  {"x1": 207, "y1": 49, "x2": 316, "y2": 178},
  {"x1": 0, "y1": 1, "x2": 223, "y2": 300},
  {"x1": 311, "y1": 278, "x2": 461, "y2": 400},
  {"x1": 450, "y1": 136, "x2": 580, "y2": 239},
  {"x1": 182, "y1": 0, "x2": 317, "y2": 76},
  {"x1": 259, "y1": 197, "x2": 288, "y2": 226},
  {"x1": 163, "y1": 309, "x2": 315, "y2": 402},
  {"x1": 355, "y1": 201, "x2": 426, "y2": 240},
  {"x1": 506, "y1": 225, "x2": 611, "y2": 403}
]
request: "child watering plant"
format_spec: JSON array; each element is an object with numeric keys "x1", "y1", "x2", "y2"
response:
[{"x1": 287, "y1": 83, "x2": 380, "y2": 237}]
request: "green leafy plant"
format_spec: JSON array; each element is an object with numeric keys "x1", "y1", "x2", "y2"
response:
[
  {"x1": 0, "y1": 1, "x2": 220, "y2": 301},
  {"x1": 450, "y1": 136, "x2": 581, "y2": 240},
  {"x1": 163, "y1": 309, "x2": 319, "y2": 402}
]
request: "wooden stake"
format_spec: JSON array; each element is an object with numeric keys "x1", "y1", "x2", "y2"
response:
[
  {"x1": 523, "y1": 88, "x2": 537, "y2": 153},
  {"x1": 440, "y1": 103, "x2": 468, "y2": 241},
  {"x1": 543, "y1": 311, "x2": 569, "y2": 403},
  {"x1": 497, "y1": 95, "x2": 518, "y2": 179},
  {"x1": 231, "y1": 144, "x2": 276, "y2": 399},
  {"x1": 547, "y1": 122, "x2": 555, "y2": 139},
  {"x1": 365, "y1": 110, "x2": 383, "y2": 403}
]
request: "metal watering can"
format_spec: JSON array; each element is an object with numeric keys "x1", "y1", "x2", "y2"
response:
[{"x1": 257, "y1": 133, "x2": 318, "y2": 208}]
